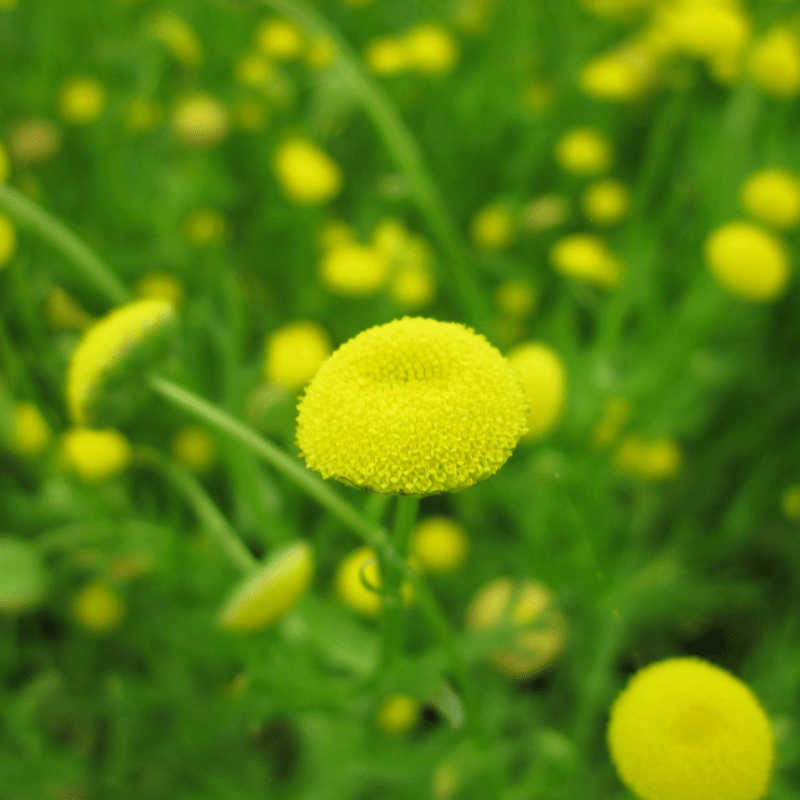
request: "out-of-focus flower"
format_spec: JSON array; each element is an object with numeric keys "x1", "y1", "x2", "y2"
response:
[
  {"x1": 376, "y1": 694, "x2": 421, "y2": 735},
  {"x1": 6, "y1": 401, "x2": 51, "y2": 458},
  {"x1": 550, "y1": 233, "x2": 623, "y2": 288},
  {"x1": 781, "y1": 484, "x2": 800, "y2": 521},
  {"x1": 748, "y1": 27, "x2": 800, "y2": 98},
  {"x1": 579, "y1": 47, "x2": 655, "y2": 101},
  {"x1": 520, "y1": 194, "x2": 570, "y2": 232},
  {"x1": 171, "y1": 426, "x2": 217, "y2": 473},
  {"x1": 591, "y1": 396, "x2": 631, "y2": 448},
  {"x1": 470, "y1": 203, "x2": 515, "y2": 251},
  {"x1": 365, "y1": 36, "x2": 409, "y2": 76},
  {"x1": 183, "y1": 209, "x2": 229, "y2": 246},
  {"x1": 7, "y1": 118, "x2": 61, "y2": 166},
  {"x1": 273, "y1": 136, "x2": 343, "y2": 204},
  {"x1": 148, "y1": 11, "x2": 203, "y2": 68},
  {"x1": 61, "y1": 428, "x2": 133, "y2": 483},
  {"x1": 135, "y1": 272, "x2": 185, "y2": 306},
  {"x1": 58, "y1": 77, "x2": 106, "y2": 125},
  {"x1": 334, "y1": 545, "x2": 414, "y2": 617},
  {"x1": 739, "y1": 169, "x2": 800, "y2": 230},
  {"x1": 319, "y1": 242, "x2": 389, "y2": 296},
  {"x1": 494, "y1": 279, "x2": 537, "y2": 319},
  {"x1": 555, "y1": 127, "x2": 613, "y2": 175},
  {"x1": 404, "y1": 23, "x2": 459, "y2": 75},
  {"x1": 409, "y1": 516, "x2": 469, "y2": 574},
  {"x1": 171, "y1": 93, "x2": 230, "y2": 148},
  {"x1": 255, "y1": 18, "x2": 305, "y2": 60},
  {"x1": 613, "y1": 433, "x2": 682, "y2": 481},
  {"x1": 73, "y1": 580, "x2": 125, "y2": 633},
  {"x1": 264, "y1": 321, "x2": 332, "y2": 390},
  {"x1": 582, "y1": 179, "x2": 631, "y2": 226}
]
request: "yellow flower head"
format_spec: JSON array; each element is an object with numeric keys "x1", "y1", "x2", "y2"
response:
[
  {"x1": 749, "y1": 28, "x2": 800, "y2": 98},
  {"x1": 6, "y1": 118, "x2": 61, "y2": 167},
  {"x1": 555, "y1": 127, "x2": 613, "y2": 175},
  {"x1": 579, "y1": 49, "x2": 654, "y2": 102},
  {"x1": 494, "y1": 279, "x2": 537, "y2": 319},
  {"x1": 218, "y1": 541, "x2": 314, "y2": 632},
  {"x1": 608, "y1": 657, "x2": 774, "y2": 800},
  {"x1": 0, "y1": 214, "x2": 17, "y2": 269},
  {"x1": 365, "y1": 36, "x2": 410, "y2": 76},
  {"x1": 550, "y1": 233, "x2": 623, "y2": 288},
  {"x1": 171, "y1": 93, "x2": 230, "y2": 148},
  {"x1": 507, "y1": 342, "x2": 568, "y2": 441},
  {"x1": 255, "y1": 17, "x2": 306, "y2": 60},
  {"x1": 66, "y1": 299, "x2": 177, "y2": 427},
  {"x1": 319, "y1": 242, "x2": 390, "y2": 297},
  {"x1": 73, "y1": 580, "x2": 125, "y2": 633},
  {"x1": 704, "y1": 221, "x2": 790, "y2": 302},
  {"x1": 273, "y1": 136, "x2": 343, "y2": 205},
  {"x1": 403, "y1": 23, "x2": 459, "y2": 76},
  {"x1": 376, "y1": 694, "x2": 421, "y2": 735},
  {"x1": 409, "y1": 516, "x2": 469, "y2": 574},
  {"x1": 58, "y1": 76, "x2": 106, "y2": 125},
  {"x1": 183, "y1": 209, "x2": 228, "y2": 246},
  {"x1": 135, "y1": 272, "x2": 185, "y2": 306},
  {"x1": 582, "y1": 179, "x2": 631, "y2": 226},
  {"x1": 465, "y1": 577, "x2": 567, "y2": 679},
  {"x1": 264, "y1": 320, "x2": 332, "y2": 390},
  {"x1": 296, "y1": 317, "x2": 528, "y2": 495},
  {"x1": 8, "y1": 401, "x2": 51, "y2": 458},
  {"x1": 334, "y1": 545, "x2": 415, "y2": 617},
  {"x1": 660, "y1": 3, "x2": 750, "y2": 62},
  {"x1": 470, "y1": 203, "x2": 515, "y2": 251},
  {"x1": 0, "y1": 538, "x2": 47, "y2": 613},
  {"x1": 148, "y1": 11, "x2": 203, "y2": 69},
  {"x1": 61, "y1": 428, "x2": 132, "y2": 483},
  {"x1": 613, "y1": 433, "x2": 682, "y2": 481},
  {"x1": 739, "y1": 169, "x2": 800, "y2": 230},
  {"x1": 171, "y1": 426, "x2": 217, "y2": 473}
]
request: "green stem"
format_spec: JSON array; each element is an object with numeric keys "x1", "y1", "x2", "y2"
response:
[
  {"x1": 0, "y1": 183, "x2": 130, "y2": 305},
  {"x1": 135, "y1": 446, "x2": 258, "y2": 574},
  {"x1": 377, "y1": 495, "x2": 419, "y2": 673},
  {"x1": 259, "y1": 0, "x2": 490, "y2": 332}
]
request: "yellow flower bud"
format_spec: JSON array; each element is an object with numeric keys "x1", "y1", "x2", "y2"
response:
[
  {"x1": 319, "y1": 242, "x2": 390, "y2": 297},
  {"x1": 507, "y1": 342, "x2": 568, "y2": 441},
  {"x1": 781, "y1": 484, "x2": 800, "y2": 521},
  {"x1": 550, "y1": 233, "x2": 623, "y2": 288},
  {"x1": 409, "y1": 516, "x2": 469, "y2": 574},
  {"x1": 61, "y1": 428, "x2": 132, "y2": 483},
  {"x1": 608, "y1": 657, "x2": 774, "y2": 800},
  {"x1": 389, "y1": 262, "x2": 437, "y2": 309},
  {"x1": 66, "y1": 299, "x2": 177, "y2": 427},
  {"x1": 73, "y1": 580, "x2": 125, "y2": 633},
  {"x1": 334, "y1": 545, "x2": 413, "y2": 617},
  {"x1": 218, "y1": 541, "x2": 314, "y2": 632},
  {"x1": 148, "y1": 11, "x2": 203, "y2": 69},
  {"x1": 7, "y1": 401, "x2": 51, "y2": 458},
  {"x1": 704, "y1": 221, "x2": 790, "y2": 302},
  {"x1": 613, "y1": 433, "x2": 682, "y2": 481},
  {"x1": 6, "y1": 118, "x2": 61, "y2": 167},
  {"x1": 579, "y1": 50, "x2": 653, "y2": 102},
  {"x1": 296, "y1": 317, "x2": 528, "y2": 495},
  {"x1": 520, "y1": 194, "x2": 570, "y2": 232},
  {"x1": 264, "y1": 321, "x2": 332, "y2": 390},
  {"x1": 58, "y1": 77, "x2": 106, "y2": 125},
  {"x1": 364, "y1": 37, "x2": 409, "y2": 76},
  {"x1": 739, "y1": 169, "x2": 800, "y2": 230},
  {"x1": 661, "y1": 3, "x2": 750, "y2": 63},
  {"x1": 183, "y1": 209, "x2": 228, "y2": 246},
  {"x1": 255, "y1": 18, "x2": 305, "y2": 60},
  {"x1": 376, "y1": 694, "x2": 421, "y2": 735},
  {"x1": 171, "y1": 426, "x2": 217, "y2": 473},
  {"x1": 0, "y1": 213, "x2": 16, "y2": 269},
  {"x1": 272, "y1": 136, "x2": 343, "y2": 205},
  {"x1": 470, "y1": 203, "x2": 515, "y2": 251},
  {"x1": 403, "y1": 23, "x2": 459, "y2": 76},
  {"x1": 582, "y1": 179, "x2": 631, "y2": 226},
  {"x1": 171, "y1": 93, "x2": 230, "y2": 148},
  {"x1": 494, "y1": 279, "x2": 537, "y2": 319},
  {"x1": 135, "y1": 272, "x2": 185, "y2": 306},
  {"x1": 555, "y1": 127, "x2": 613, "y2": 176},
  {"x1": 234, "y1": 53, "x2": 274, "y2": 87},
  {"x1": 465, "y1": 577, "x2": 567, "y2": 679},
  {"x1": 749, "y1": 27, "x2": 800, "y2": 98},
  {"x1": 0, "y1": 538, "x2": 47, "y2": 613}
]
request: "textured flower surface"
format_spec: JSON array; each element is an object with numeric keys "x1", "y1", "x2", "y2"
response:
[
  {"x1": 296, "y1": 317, "x2": 528, "y2": 495},
  {"x1": 607, "y1": 657, "x2": 774, "y2": 800}
]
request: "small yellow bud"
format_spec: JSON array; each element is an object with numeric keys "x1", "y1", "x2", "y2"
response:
[
  {"x1": 579, "y1": 50, "x2": 653, "y2": 102},
  {"x1": 148, "y1": 11, "x2": 203, "y2": 68},
  {"x1": 61, "y1": 428, "x2": 132, "y2": 483},
  {"x1": 171, "y1": 426, "x2": 217, "y2": 473},
  {"x1": 376, "y1": 694, "x2": 421, "y2": 735},
  {"x1": 255, "y1": 18, "x2": 305, "y2": 60},
  {"x1": 135, "y1": 272, "x2": 185, "y2": 306},
  {"x1": 319, "y1": 242, "x2": 390, "y2": 296},
  {"x1": 171, "y1": 93, "x2": 230, "y2": 148},
  {"x1": 494, "y1": 279, "x2": 537, "y2": 319},
  {"x1": 264, "y1": 321, "x2": 332, "y2": 390},
  {"x1": 183, "y1": 209, "x2": 228, "y2": 246},
  {"x1": 520, "y1": 194, "x2": 570, "y2": 232},
  {"x1": 409, "y1": 516, "x2": 469, "y2": 574},
  {"x1": 704, "y1": 221, "x2": 790, "y2": 302},
  {"x1": 749, "y1": 27, "x2": 800, "y2": 98},
  {"x1": 403, "y1": 23, "x2": 459, "y2": 76},
  {"x1": 6, "y1": 118, "x2": 61, "y2": 167},
  {"x1": 781, "y1": 485, "x2": 800, "y2": 521},
  {"x1": 234, "y1": 53, "x2": 274, "y2": 87},
  {"x1": 272, "y1": 137, "x2": 343, "y2": 205},
  {"x1": 7, "y1": 401, "x2": 51, "y2": 458},
  {"x1": 334, "y1": 545, "x2": 413, "y2": 618},
  {"x1": 555, "y1": 127, "x2": 613, "y2": 176},
  {"x1": 550, "y1": 233, "x2": 623, "y2": 288},
  {"x1": 364, "y1": 36, "x2": 409, "y2": 76},
  {"x1": 613, "y1": 434, "x2": 682, "y2": 481},
  {"x1": 58, "y1": 77, "x2": 106, "y2": 125},
  {"x1": 470, "y1": 203, "x2": 515, "y2": 251},
  {"x1": 582, "y1": 179, "x2": 631, "y2": 226},
  {"x1": 739, "y1": 169, "x2": 800, "y2": 230},
  {"x1": 73, "y1": 580, "x2": 125, "y2": 633}
]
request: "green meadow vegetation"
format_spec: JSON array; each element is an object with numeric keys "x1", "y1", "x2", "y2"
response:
[{"x1": 1, "y1": 0, "x2": 800, "y2": 798}]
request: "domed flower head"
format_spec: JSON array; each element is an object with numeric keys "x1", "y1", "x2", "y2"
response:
[
  {"x1": 607, "y1": 657, "x2": 775, "y2": 800},
  {"x1": 296, "y1": 317, "x2": 528, "y2": 495},
  {"x1": 66, "y1": 299, "x2": 177, "y2": 427}
]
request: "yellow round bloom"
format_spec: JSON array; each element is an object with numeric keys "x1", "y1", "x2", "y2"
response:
[
  {"x1": 704, "y1": 221, "x2": 789, "y2": 302},
  {"x1": 135, "y1": 272, "x2": 185, "y2": 305},
  {"x1": 148, "y1": 11, "x2": 203, "y2": 68},
  {"x1": 335, "y1": 545, "x2": 413, "y2": 617},
  {"x1": 507, "y1": 342, "x2": 567, "y2": 441},
  {"x1": 781, "y1": 484, "x2": 800, "y2": 521},
  {"x1": 0, "y1": 214, "x2": 16, "y2": 269},
  {"x1": 61, "y1": 428, "x2": 132, "y2": 482},
  {"x1": 582, "y1": 179, "x2": 631, "y2": 226},
  {"x1": 66, "y1": 299, "x2": 177, "y2": 426},
  {"x1": 183, "y1": 209, "x2": 228, "y2": 246},
  {"x1": 8, "y1": 401, "x2": 51, "y2": 458},
  {"x1": 0, "y1": 538, "x2": 47, "y2": 613},
  {"x1": 171, "y1": 426, "x2": 217, "y2": 473},
  {"x1": 409, "y1": 516, "x2": 469, "y2": 574},
  {"x1": 550, "y1": 233, "x2": 623, "y2": 288},
  {"x1": 494, "y1": 279, "x2": 537, "y2": 319},
  {"x1": 579, "y1": 51, "x2": 652, "y2": 102},
  {"x1": 171, "y1": 93, "x2": 230, "y2": 148},
  {"x1": 73, "y1": 580, "x2": 125, "y2": 633},
  {"x1": 749, "y1": 28, "x2": 800, "y2": 98},
  {"x1": 264, "y1": 321, "x2": 332, "y2": 390},
  {"x1": 662, "y1": 4, "x2": 750, "y2": 62},
  {"x1": 319, "y1": 242, "x2": 390, "y2": 297},
  {"x1": 58, "y1": 77, "x2": 106, "y2": 125},
  {"x1": 0, "y1": 141, "x2": 9, "y2": 183},
  {"x1": 218, "y1": 541, "x2": 313, "y2": 632},
  {"x1": 470, "y1": 203, "x2": 515, "y2": 251},
  {"x1": 739, "y1": 169, "x2": 800, "y2": 230},
  {"x1": 376, "y1": 694, "x2": 421, "y2": 735},
  {"x1": 296, "y1": 317, "x2": 528, "y2": 495},
  {"x1": 255, "y1": 18, "x2": 305, "y2": 60},
  {"x1": 6, "y1": 118, "x2": 61, "y2": 166},
  {"x1": 465, "y1": 577, "x2": 567, "y2": 679},
  {"x1": 273, "y1": 136, "x2": 343, "y2": 205},
  {"x1": 613, "y1": 434, "x2": 682, "y2": 481},
  {"x1": 365, "y1": 36, "x2": 409, "y2": 76},
  {"x1": 520, "y1": 194, "x2": 570, "y2": 232},
  {"x1": 403, "y1": 24, "x2": 459, "y2": 76},
  {"x1": 555, "y1": 127, "x2": 613, "y2": 175},
  {"x1": 608, "y1": 657, "x2": 774, "y2": 800}
]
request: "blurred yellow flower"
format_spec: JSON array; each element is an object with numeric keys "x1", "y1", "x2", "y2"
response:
[
  {"x1": 520, "y1": 194, "x2": 570, "y2": 232},
  {"x1": 376, "y1": 694, "x2": 421, "y2": 735},
  {"x1": 582, "y1": 179, "x2": 631, "y2": 226},
  {"x1": 73, "y1": 580, "x2": 125, "y2": 633},
  {"x1": 494, "y1": 279, "x2": 537, "y2": 319},
  {"x1": 470, "y1": 203, "x2": 515, "y2": 251},
  {"x1": 273, "y1": 136, "x2": 343, "y2": 204},
  {"x1": 404, "y1": 23, "x2": 459, "y2": 75},
  {"x1": 234, "y1": 97, "x2": 269, "y2": 132},
  {"x1": 296, "y1": 317, "x2": 528, "y2": 495},
  {"x1": 739, "y1": 169, "x2": 800, "y2": 230},
  {"x1": 0, "y1": 214, "x2": 17, "y2": 269},
  {"x1": 171, "y1": 93, "x2": 230, "y2": 148},
  {"x1": 148, "y1": 11, "x2": 203, "y2": 68},
  {"x1": 7, "y1": 401, "x2": 51, "y2": 458},
  {"x1": 704, "y1": 221, "x2": 789, "y2": 302},
  {"x1": 614, "y1": 433, "x2": 682, "y2": 481},
  {"x1": 465, "y1": 577, "x2": 567, "y2": 679},
  {"x1": 507, "y1": 342, "x2": 568, "y2": 441},
  {"x1": 319, "y1": 242, "x2": 389, "y2": 296},
  {"x1": 550, "y1": 233, "x2": 623, "y2": 288},
  {"x1": 234, "y1": 53, "x2": 274, "y2": 87},
  {"x1": 61, "y1": 428, "x2": 133, "y2": 483},
  {"x1": 171, "y1": 426, "x2": 217, "y2": 473},
  {"x1": 263, "y1": 320, "x2": 332, "y2": 390},
  {"x1": 335, "y1": 545, "x2": 413, "y2": 617},
  {"x1": 555, "y1": 127, "x2": 613, "y2": 175},
  {"x1": 749, "y1": 27, "x2": 800, "y2": 98},
  {"x1": 365, "y1": 36, "x2": 409, "y2": 76},
  {"x1": 183, "y1": 209, "x2": 228, "y2": 246},
  {"x1": 58, "y1": 77, "x2": 106, "y2": 125},
  {"x1": 218, "y1": 541, "x2": 314, "y2": 632},
  {"x1": 6, "y1": 118, "x2": 61, "y2": 166},
  {"x1": 608, "y1": 657, "x2": 774, "y2": 800},
  {"x1": 409, "y1": 516, "x2": 469, "y2": 574},
  {"x1": 135, "y1": 272, "x2": 185, "y2": 306},
  {"x1": 255, "y1": 18, "x2": 305, "y2": 60},
  {"x1": 781, "y1": 484, "x2": 800, "y2": 521},
  {"x1": 372, "y1": 219, "x2": 437, "y2": 309},
  {"x1": 579, "y1": 49, "x2": 653, "y2": 102}
]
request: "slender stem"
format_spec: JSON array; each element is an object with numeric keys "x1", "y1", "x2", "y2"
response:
[
  {"x1": 259, "y1": 0, "x2": 490, "y2": 332},
  {"x1": 136, "y1": 446, "x2": 258, "y2": 574},
  {"x1": 0, "y1": 183, "x2": 130, "y2": 305}
]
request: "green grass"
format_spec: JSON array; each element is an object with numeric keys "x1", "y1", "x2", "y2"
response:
[{"x1": 1, "y1": 0, "x2": 800, "y2": 798}]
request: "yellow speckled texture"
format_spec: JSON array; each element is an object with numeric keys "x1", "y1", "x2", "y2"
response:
[{"x1": 295, "y1": 317, "x2": 528, "y2": 495}]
